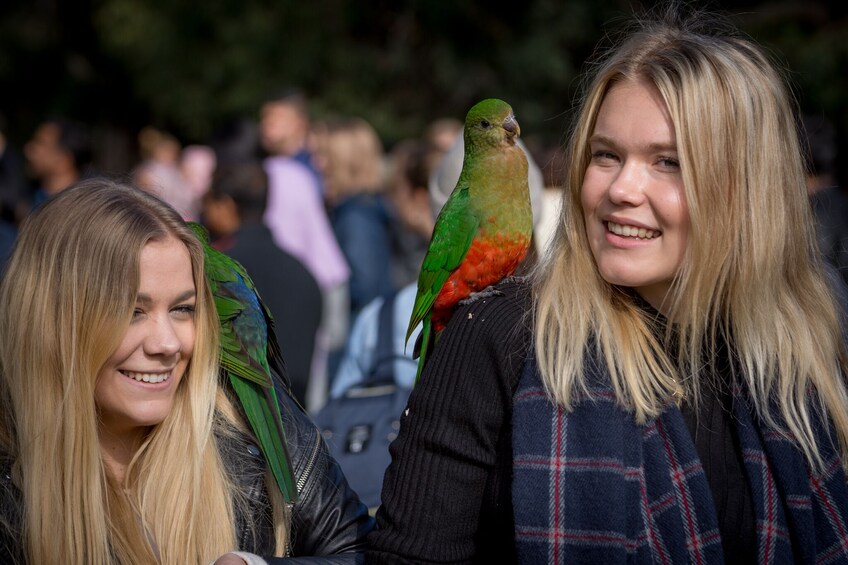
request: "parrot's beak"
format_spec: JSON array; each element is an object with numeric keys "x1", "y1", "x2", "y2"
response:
[{"x1": 503, "y1": 115, "x2": 520, "y2": 138}]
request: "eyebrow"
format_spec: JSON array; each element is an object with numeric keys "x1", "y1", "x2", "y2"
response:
[
  {"x1": 136, "y1": 289, "x2": 196, "y2": 305},
  {"x1": 589, "y1": 134, "x2": 677, "y2": 154}
]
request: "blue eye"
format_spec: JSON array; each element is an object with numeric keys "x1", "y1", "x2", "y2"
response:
[
  {"x1": 591, "y1": 150, "x2": 618, "y2": 162},
  {"x1": 173, "y1": 304, "x2": 196, "y2": 317},
  {"x1": 657, "y1": 157, "x2": 680, "y2": 169}
]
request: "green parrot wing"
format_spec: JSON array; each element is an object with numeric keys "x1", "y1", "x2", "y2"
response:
[
  {"x1": 213, "y1": 270, "x2": 290, "y2": 392},
  {"x1": 406, "y1": 180, "x2": 480, "y2": 342},
  {"x1": 187, "y1": 222, "x2": 297, "y2": 502}
]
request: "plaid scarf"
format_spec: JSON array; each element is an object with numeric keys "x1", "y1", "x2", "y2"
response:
[{"x1": 512, "y1": 352, "x2": 848, "y2": 564}]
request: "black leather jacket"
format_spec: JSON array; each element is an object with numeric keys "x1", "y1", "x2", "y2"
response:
[
  {"x1": 0, "y1": 382, "x2": 373, "y2": 564},
  {"x1": 247, "y1": 381, "x2": 374, "y2": 563}
]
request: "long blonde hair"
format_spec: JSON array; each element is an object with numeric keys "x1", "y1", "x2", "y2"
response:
[
  {"x1": 0, "y1": 179, "x2": 286, "y2": 563},
  {"x1": 534, "y1": 11, "x2": 848, "y2": 472}
]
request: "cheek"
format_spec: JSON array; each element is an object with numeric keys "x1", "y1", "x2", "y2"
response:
[
  {"x1": 179, "y1": 324, "x2": 197, "y2": 365},
  {"x1": 104, "y1": 328, "x2": 140, "y2": 370},
  {"x1": 93, "y1": 364, "x2": 119, "y2": 411},
  {"x1": 656, "y1": 183, "x2": 688, "y2": 228},
  {"x1": 580, "y1": 170, "x2": 604, "y2": 214}
]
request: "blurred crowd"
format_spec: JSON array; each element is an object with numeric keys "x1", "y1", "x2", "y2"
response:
[
  {"x1": 0, "y1": 90, "x2": 565, "y2": 413},
  {"x1": 0, "y1": 90, "x2": 843, "y2": 414}
]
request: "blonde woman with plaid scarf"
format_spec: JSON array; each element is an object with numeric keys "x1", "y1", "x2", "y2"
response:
[{"x1": 368, "y1": 6, "x2": 848, "y2": 564}]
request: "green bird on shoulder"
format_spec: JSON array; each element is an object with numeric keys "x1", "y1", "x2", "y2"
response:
[
  {"x1": 188, "y1": 222, "x2": 297, "y2": 503},
  {"x1": 407, "y1": 98, "x2": 533, "y2": 381}
]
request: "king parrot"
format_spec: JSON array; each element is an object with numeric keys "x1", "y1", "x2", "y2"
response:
[
  {"x1": 188, "y1": 222, "x2": 297, "y2": 503},
  {"x1": 406, "y1": 98, "x2": 532, "y2": 381}
]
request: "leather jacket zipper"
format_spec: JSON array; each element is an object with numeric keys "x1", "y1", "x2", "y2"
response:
[
  {"x1": 285, "y1": 428, "x2": 323, "y2": 557},
  {"x1": 297, "y1": 428, "x2": 322, "y2": 495}
]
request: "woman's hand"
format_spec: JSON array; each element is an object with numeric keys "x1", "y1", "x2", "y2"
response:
[
  {"x1": 210, "y1": 551, "x2": 273, "y2": 565},
  {"x1": 212, "y1": 553, "x2": 247, "y2": 565}
]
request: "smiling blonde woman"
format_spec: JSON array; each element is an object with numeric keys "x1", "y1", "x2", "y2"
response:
[
  {"x1": 0, "y1": 179, "x2": 372, "y2": 564},
  {"x1": 368, "y1": 7, "x2": 848, "y2": 564}
]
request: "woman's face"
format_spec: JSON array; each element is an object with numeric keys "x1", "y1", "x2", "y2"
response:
[
  {"x1": 581, "y1": 79, "x2": 689, "y2": 312},
  {"x1": 94, "y1": 235, "x2": 196, "y2": 439}
]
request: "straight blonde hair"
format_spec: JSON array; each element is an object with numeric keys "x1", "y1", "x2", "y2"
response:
[
  {"x1": 534, "y1": 10, "x2": 848, "y2": 473},
  {"x1": 0, "y1": 179, "x2": 287, "y2": 563}
]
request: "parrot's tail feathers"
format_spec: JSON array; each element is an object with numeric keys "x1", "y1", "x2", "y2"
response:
[
  {"x1": 262, "y1": 385, "x2": 297, "y2": 503},
  {"x1": 412, "y1": 330, "x2": 423, "y2": 360},
  {"x1": 230, "y1": 376, "x2": 298, "y2": 503},
  {"x1": 413, "y1": 318, "x2": 433, "y2": 384}
]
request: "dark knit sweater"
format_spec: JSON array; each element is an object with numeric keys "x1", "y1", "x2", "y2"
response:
[
  {"x1": 369, "y1": 283, "x2": 753, "y2": 563},
  {"x1": 367, "y1": 279, "x2": 759, "y2": 563},
  {"x1": 369, "y1": 279, "x2": 532, "y2": 563}
]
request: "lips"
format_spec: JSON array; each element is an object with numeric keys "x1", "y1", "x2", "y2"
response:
[
  {"x1": 606, "y1": 220, "x2": 659, "y2": 240},
  {"x1": 120, "y1": 370, "x2": 171, "y2": 384}
]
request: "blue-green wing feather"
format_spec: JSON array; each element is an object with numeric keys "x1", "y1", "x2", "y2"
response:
[{"x1": 188, "y1": 222, "x2": 296, "y2": 502}]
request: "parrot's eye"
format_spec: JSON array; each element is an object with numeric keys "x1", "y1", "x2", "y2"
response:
[{"x1": 480, "y1": 120, "x2": 491, "y2": 129}]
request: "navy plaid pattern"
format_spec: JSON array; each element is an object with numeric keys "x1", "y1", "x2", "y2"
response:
[{"x1": 512, "y1": 353, "x2": 848, "y2": 564}]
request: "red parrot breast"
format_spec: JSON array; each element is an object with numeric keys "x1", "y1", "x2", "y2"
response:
[{"x1": 431, "y1": 233, "x2": 530, "y2": 332}]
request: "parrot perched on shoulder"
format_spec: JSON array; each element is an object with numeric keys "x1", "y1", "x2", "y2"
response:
[
  {"x1": 406, "y1": 98, "x2": 532, "y2": 381},
  {"x1": 188, "y1": 222, "x2": 297, "y2": 503}
]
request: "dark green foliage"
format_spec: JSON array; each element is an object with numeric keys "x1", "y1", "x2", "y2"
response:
[{"x1": 0, "y1": 1, "x2": 845, "y2": 184}]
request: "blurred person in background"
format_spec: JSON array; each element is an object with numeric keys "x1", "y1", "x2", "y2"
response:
[
  {"x1": 331, "y1": 136, "x2": 443, "y2": 396},
  {"x1": 134, "y1": 126, "x2": 198, "y2": 221},
  {"x1": 423, "y1": 117, "x2": 463, "y2": 160},
  {"x1": 24, "y1": 117, "x2": 91, "y2": 208},
  {"x1": 384, "y1": 138, "x2": 440, "y2": 289},
  {"x1": 260, "y1": 109, "x2": 350, "y2": 412},
  {"x1": 180, "y1": 144, "x2": 216, "y2": 210},
  {"x1": 201, "y1": 161, "x2": 322, "y2": 407},
  {"x1": 532, "y1": 144, "x2": 568, "y2": 254},
  {"x1": 260, "y1": 88, "x2": 323, "y2": 193},
  {"x1": 313, "y1": 116, "x2": 394, "y2": 316}
]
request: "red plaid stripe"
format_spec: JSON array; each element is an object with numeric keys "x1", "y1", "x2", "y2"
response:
[{"x1": 656, "y1": 419, "x2": 708, "y2": 565}]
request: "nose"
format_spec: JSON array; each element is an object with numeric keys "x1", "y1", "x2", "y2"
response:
[
  {"x1": 607, "y1": 160, "x2": 646, "y2": 206},
  {"x1": 144, "y1": 316, "x2": 182, "y2": 358}
]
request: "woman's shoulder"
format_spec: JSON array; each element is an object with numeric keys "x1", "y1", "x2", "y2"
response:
[
  {"x1": 433, "y1": 276, "x2": 534, "y2": 388},
  {"x1": 446, "y1": 276, "x2": 534, "y2": 341}
]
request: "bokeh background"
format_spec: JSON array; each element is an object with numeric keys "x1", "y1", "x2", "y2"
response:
[{"x1": 1, "y1": 0, "x2": 846, "y2": 183}]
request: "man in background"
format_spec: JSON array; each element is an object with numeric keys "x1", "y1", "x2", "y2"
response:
[
  {"x1": 24, "y1": 117, "x2": 91, "y2": 207},
  {"x1": 260, "y1": 88, "x2": 322, "y2": 190},
  {"x1": 203, "y1": 161, "x2": 323, "y2": 406}
]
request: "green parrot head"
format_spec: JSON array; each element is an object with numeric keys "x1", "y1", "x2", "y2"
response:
[{"x1": 463, "y1": 98, "x2": 520, "y2": 150}]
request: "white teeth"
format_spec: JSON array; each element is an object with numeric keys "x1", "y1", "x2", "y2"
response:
[
  {"x1": 123, "y1": 371, "x2": 170, "y2": 384},
  {"x1": 607, "y1": 221, "x2": 658, "y2": 239}
]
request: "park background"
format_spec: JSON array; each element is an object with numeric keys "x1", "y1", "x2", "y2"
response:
[{"x1": 0, "y1": 0, "x2": 846, "y2": 184}]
